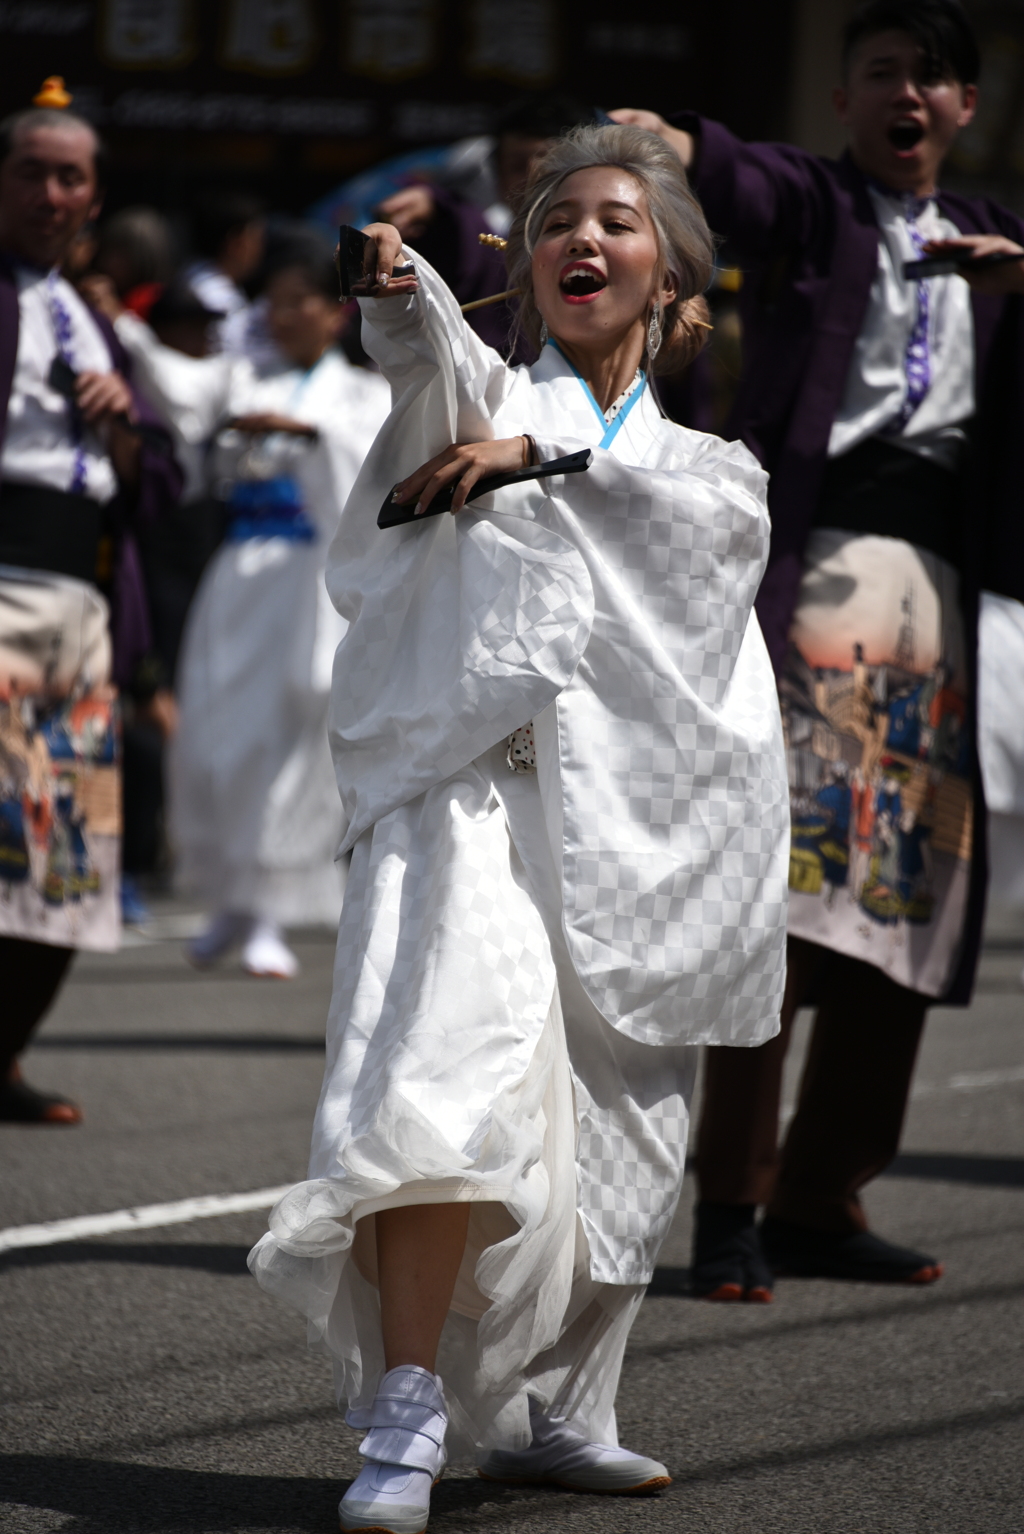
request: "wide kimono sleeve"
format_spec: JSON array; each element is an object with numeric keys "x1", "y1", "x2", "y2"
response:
[
  {"x1": 505, "y1": 429, "x2": 789, "y2": 1045},
  {"x1": 112, "y1": 310, "x2": 242, "y2": 449},
  {"x1": 325, "y1": 257, "x2": 595, "y2": 852},
  {"x1": 356, "y1": 247, "x2": 512, "y2": 459}
]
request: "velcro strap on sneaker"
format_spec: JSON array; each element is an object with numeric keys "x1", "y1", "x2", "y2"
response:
[{"x1": 359, "y1": 1417, "x2": 446, "y2": 1475}]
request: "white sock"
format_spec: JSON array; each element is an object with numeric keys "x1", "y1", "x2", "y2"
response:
[{"x1": 242, "y1": 920, "x2": 298, "y2": 978}]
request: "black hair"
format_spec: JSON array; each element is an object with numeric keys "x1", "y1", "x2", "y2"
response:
[
  {"x1": 264, "y1": 230, "x2": 338, "y2": 301},
  {"x1": 842, "y1": 0, "x2": 980, "y2": 85},
  {"x1": 192, "y1": 190, "x2": 266, "y2": 259},
  {"x1": 96, "y1": 206, "x2": 174, "y2": 288},
  {"x1": 496, "y1": 93, "x2": 601, "y2": 142},
  {"x1": 0, "y1": 107, "x2": 108, "y2": 186}
]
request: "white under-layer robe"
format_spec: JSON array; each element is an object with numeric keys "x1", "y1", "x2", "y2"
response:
[
  {"x1": 113, "y1": 315, "x2": 391, "y2": 925},
  {"x1": 249, "y1": 256, "x2": 790, "y2": 1454}
]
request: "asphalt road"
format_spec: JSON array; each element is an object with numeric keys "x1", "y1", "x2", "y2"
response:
[{"x1": 2, "y1": 899, "x2": 1023, "y2": 1534}]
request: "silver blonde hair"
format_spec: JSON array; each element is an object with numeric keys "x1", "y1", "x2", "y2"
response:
[{"x1": 505, "y1": 123, "x2": 714, "y2": 375}]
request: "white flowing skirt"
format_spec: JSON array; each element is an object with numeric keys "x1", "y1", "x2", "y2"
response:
[
  {"x1": 169, "y1": 536, "x2": 346, "y2": 925},
  {"x1": 249, "y1": 741, "x2": 697, "y2": 1458}
]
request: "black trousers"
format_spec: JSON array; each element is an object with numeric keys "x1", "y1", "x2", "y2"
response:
[
  {"x1": 0, "y1": 937, "x2": 75, "y2": 1077},
  {"x1": 695, "y1": 937, "x2": 929, "y2": 1234}
]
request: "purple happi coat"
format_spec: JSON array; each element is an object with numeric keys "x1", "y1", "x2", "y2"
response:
[
  {"x1": 0, "y1": 257, "x2": 183, "y2": 686},
  {"x1": 675, "y1": 114, "x2": 1024, "y2": 1002}
]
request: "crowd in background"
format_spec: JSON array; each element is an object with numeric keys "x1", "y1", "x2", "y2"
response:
[
  {"x1": 46, "y1": 90, "x2": 742, "y2": 942},
  {"x1": 4, "y1": 1, "x2": 1024, "y2": 1323}
]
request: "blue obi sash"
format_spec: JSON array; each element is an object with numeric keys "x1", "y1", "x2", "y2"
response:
[{"x1": 226, "y1": 477, "x2": 316, "y2": 543}]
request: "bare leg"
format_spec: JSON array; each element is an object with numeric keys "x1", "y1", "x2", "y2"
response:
[{"x1": 376, "y1": 1203, "x2": 471, "y2": 1372}]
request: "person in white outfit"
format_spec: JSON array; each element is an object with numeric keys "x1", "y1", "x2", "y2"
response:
[
  {"x1": 110, "y1": 242, "x2": 390, "y2": 977},
  {"x1": 978, "y1": 591, "x2": 1024, "y2": 955},
  {"x1": 249, "y1": 125, "x2": 789, "y2": 1533}
]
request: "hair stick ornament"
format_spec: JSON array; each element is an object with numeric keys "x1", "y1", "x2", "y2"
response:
[
  {"x1": 461, "y1": 288, "x2": 519, "y2": 312},
  {"x1": 458, "y1": 233, "x2": 519, "y2": 312}
]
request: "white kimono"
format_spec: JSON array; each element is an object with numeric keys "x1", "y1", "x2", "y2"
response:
[
  {"x1": 250, "y1": 259, "x2": 789, "y2": 1454},
  {"x1": 113, "y1": 314, "x2": 391, "y2": 924}
]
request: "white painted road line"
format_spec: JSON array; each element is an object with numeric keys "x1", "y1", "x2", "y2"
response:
[
  {"x1": 5, "y1": 1064, "x2": 1024, "y2": 1254},
  {"x1": 0, "y1": 1185, "x2": 292, "y2": 1254},
  {"x1": 912, "y1": 1064, "x2": 1024, "y2": 1099}
]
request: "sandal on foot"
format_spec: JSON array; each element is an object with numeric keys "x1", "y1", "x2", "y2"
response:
[
  {"x1": 0, "y1": 1070, "x2": 82, "y2": 1125},
  {"x1": 760, "y1": 1216, "x2": 943, "y2": 1284}
]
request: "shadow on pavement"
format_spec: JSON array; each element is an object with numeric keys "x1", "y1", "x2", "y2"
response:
[
  {"x1": 5, "y1": 1397, "x2": 1024, "y2": 1529},
  {"x1": 50, "y1": 967, "x2": 277, "y2": 986},
  {"x1": 0, "y1": 1455, "x2": 551, "y2": 1533},
  {"x1": 0, "y1": 1455, "x2": 339, "y2": 1532},
  {"x1": 30, "y1": 1034, "x2": 325, "y2": 1051},
  {"x1": 0, "y1": 1243, "x2": 252, "y2": 1274},
  {"x1": 635, "y1": 1276, "x2": 1024, "y2": 1354},
  {"x1": 886, "y1": 1152, "x2": 1024, "y2": 1187}
]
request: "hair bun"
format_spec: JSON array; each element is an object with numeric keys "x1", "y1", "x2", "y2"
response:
[{"x1": 660, "y1": 293, "x2": 711, "y2": 375}]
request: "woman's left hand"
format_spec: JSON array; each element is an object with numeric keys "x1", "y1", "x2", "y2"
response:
[
  {"x1": 392, "y1": 437, "x2": 534, "y2": 515},
  {"x1": 921, "y1": 234, "x2": 1024, "y2": 294}
]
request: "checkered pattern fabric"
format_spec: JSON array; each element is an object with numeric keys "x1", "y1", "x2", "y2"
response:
[
  {"x1": 302, "y1": 747, "x2": 697, "y2": 1286},
  {"x1": 326, "y1": 257, "x2": 788, "y2": 1047},
  {"x1": 312, "y1": 763, "x2": 556, "y2": 1171},
  {"x1": 559, "y1": 956, "x2": 698, "y2": 1282}
]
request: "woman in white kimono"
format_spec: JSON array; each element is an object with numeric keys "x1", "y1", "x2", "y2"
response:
[
  {"x1": 111, "y1": 246, "x2": 390, "y2": 977},
  {"x1": 250, "y1": 126, "x2": 789, "y2": 1531}
]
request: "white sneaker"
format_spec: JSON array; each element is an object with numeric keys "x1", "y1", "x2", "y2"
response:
[
  {"x1": 186, "y1": 910, "x2": 253, "y2": 968},
  {"x1": 477, "y1": 1400, "x2": 670, "y2": 1495},
  {"x1": 242, "y1": 920, "x2": 298, "y2": 979},
  {"x1": 340, "y1": 1365, "x2": 447, "y2": 1534}
]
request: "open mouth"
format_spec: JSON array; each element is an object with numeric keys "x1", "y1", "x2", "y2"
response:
[
  {"x1": 559, "y1": 263, "x2": 607, "y2": 302},
  {"x1": 888, "y1": 119, "x2": 925, "y2": 152}
]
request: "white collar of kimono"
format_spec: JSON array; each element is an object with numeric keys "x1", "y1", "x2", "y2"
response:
[{"x1": 533, "y1": 338, "x2": 647, "y2": 450}]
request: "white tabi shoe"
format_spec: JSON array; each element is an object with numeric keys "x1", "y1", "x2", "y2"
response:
[
  {"x1": 339, "y1": 1365, "x2": 448, "y2": 1534},
  {"x1": 242, "y1": 920, "x2": 298, "y2": 979},
  {"x1": 186, "y1": 910, "x2": 253, "y2": 968},
  {"x1": 477, "y1": 1400, "x2": 670, "y2": 1495}
]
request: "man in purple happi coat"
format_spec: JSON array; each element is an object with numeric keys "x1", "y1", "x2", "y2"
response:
[
  {"x1": 0, "y1": 103, "x2": 182, "y2": 1124},
  {"x1": 614, "y1": 0, "x2": 1024, "y2": 1293}
]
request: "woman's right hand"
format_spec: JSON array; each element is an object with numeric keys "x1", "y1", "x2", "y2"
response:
[{"x1": 357, "y1": 223, "x2": 420, "y2": 298}]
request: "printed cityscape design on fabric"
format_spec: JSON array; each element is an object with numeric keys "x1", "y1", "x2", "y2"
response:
[
  {"x1": 0, "y1": 693, "x2": 120, "y2": 938},
  {"x1": 781, "y1": 530, "x2": 972, "y2": 995}
]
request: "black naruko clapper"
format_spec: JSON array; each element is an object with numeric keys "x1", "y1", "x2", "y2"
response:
[{"x1": 378, "y1": 448, "x2": 594, "y2": 529}]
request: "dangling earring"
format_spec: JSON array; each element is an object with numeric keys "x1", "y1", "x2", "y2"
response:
[
  {"x1": 647, "y1": 302, "x2": 662, "y2": 361},
  {"x1": 539, "y1": 318, "x2": 549, "y2": 345}
]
